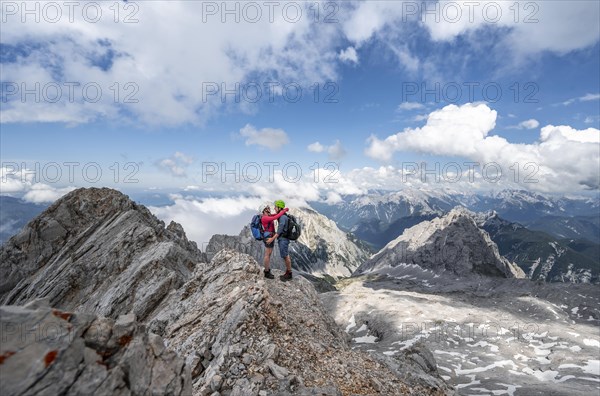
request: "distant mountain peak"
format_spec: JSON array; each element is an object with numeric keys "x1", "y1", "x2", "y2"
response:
[
  {"x1": 356, "y1": 206, "x2": 525, "y2": 279},
  {"x1": 206, "y1": 206, "x2": 370, "y2": 278}
]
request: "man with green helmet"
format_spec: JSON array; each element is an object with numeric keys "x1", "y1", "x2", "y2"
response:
[{"x1": 266, "y1": 199, "x2": 293, "y2": 281}]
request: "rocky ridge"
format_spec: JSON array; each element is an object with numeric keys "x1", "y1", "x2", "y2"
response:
[
  {"x1": 0, "y1": 187, "x2": 203, "y2": 319},
  {"x1": 0, "y1": 188, "x2": 452, "y2": 395},
  {"x1": 157, "y1": 249, "x2": 450, "y2": 395}
]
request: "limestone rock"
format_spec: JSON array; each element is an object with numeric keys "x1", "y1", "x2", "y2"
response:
[
  {"x1": 0, "y1": 305, "x2": 191, "y2": 396},
  {"x1": 356, "y1": 206, "x2": 525, "y2": 278},
  {"x1": 0, "y1": 188, "x2": 452, "y2": 395},
  {"x1": 0, "y1": 187, "x2": 203, "y2": 320}
]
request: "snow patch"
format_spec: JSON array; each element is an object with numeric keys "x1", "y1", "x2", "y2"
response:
[
  {"x1": 353, "y1": 334, "x2": 378, "y2": 343},
  {"x1": 468, "y1": 341, "x2": 500, "y2": 353},
  {"x1": 559, "y1": 360, "x2": 600, "y2": 375},
  {"x1": 456, "y1": 360, "x2": 517, "y2": 375},
  {"x1": 345, "y1": 314, "x2": 356, "y2": 333}
]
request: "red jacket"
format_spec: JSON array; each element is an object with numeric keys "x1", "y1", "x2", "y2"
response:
[{"x1": 261, "y1": 208, "x2": 288, "y2": 234}]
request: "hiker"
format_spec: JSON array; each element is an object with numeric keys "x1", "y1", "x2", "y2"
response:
[
  {"x1": 259, "y1": 203, "x2": 288, "y2": 279},
  {"x1": 266, "y1": 200, "x2": 293, "y2": 281}
]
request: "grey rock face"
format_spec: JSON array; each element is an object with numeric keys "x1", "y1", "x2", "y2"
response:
[
  {"x1": 356, "y1": 207, "x2": 525, "y2": 278},
  {"x1": 0, "y1": 187, "x2": 203, "y2": 320},
  {"x1": 0, "y1": 301, "x2": 191, "y2": 396},
  {"x1": 150, "y1": 249, "x2": 448, "y2": 395},
  {"x1": 0, "y1": 188, "x2": 450, "y2": 395}
]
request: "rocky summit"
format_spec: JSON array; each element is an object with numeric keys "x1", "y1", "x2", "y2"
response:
[
  {"x1": 0, "y1": 188, "x2": 453, "y2": 395},
  {"x1": 355, "y1": 207, "x2": 525, "y2": 279},
  {"x1": 0, "y1": 187, "x2": 203, "y2": 319}
]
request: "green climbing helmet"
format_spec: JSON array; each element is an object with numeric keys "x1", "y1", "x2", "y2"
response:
[{"x1": 274, "y1": 200, "x2": 285, "y2": 209}]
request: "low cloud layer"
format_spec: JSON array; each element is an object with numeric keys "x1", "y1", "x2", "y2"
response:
[
  {"x1": 0, "y1": 167, "x2": 76, "y2": 203},
  {"x1": 148, "y1": 194, "x2": 262, "y2": 250}
]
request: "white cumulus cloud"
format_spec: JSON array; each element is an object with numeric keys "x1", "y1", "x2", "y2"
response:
[
  {"x1": 0, "y1": 2, "x2": 344, "y2": 126},
  {"x1": 307, "y1": 142, "x2": 325, "y2": 153},
  {"x1": 1, "y1": 166, "x2": 75, "y2": 202},
  {"x1": 365, "y1": 103, "x2": 600, "y2": 193},
  {"x1": 517, "y1": 119, "x2": 540, "y2": 130},
  {"x1": 339, "y1": 46, "x2": 359, "y2": 64},
  {"x1": 580, "y1": 93, "x2": 600, "y2": 102},
  {"x1": 2, "y1": 2, "x2": 597, "y2": 126},
  {"x1": 239, "y1": 124, "x2": 289, "y2": 150},
  {"x1": 22, "y1": 183, "x2": 76, "y2": 203},
  {"x1": 149, "y1": 194, "x2": 262, "y2": 250},
  {"x1": 327, "y1": 140, "x2": 347, "y2": 160},
  {"x1": 307, "y1": 140, "x2": 347, "y2": 160},
  {"x1": 423, "y1": 1, "x2": 600, "y2": 56},
  {"x1": 398, "y1": 102, "x2": 425, "y2": 111},
  {"x1": 157, "y1": 152, "x2": 194, "y2": 177}
]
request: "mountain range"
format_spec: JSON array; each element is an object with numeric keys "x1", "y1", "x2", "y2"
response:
[
  {"x1": 2, "y1": 188, "x2": 598, "y2": 285},
  {"x1": 355, "y1": 207, "x2": 525, "y2": 279},
  {"x1": 0, "y1": 188, "x2": 452, "y2": 395},
  {"x1": 310, "y1": 189, "x2": 599, "y2": 247},
  {"x1": 1, "y1": 187, "x2": 598, "y2": 395},
  {"x1": 476, "y1": 211, "x2": 599, "y2": 283}
]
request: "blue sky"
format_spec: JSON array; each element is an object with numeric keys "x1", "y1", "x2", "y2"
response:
[{"x1": 1, "y1": 0, "x2": 599, "y2": 202}]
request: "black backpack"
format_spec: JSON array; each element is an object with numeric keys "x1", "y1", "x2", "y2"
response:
[{"x1": 283, "y1": 214, "x2": 301, "y2": 241}]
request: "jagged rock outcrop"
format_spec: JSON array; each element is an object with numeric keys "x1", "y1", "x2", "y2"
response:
[
  {"x1": 0, "y1": 188, "x2": 451, "y2": 395},
  {"x1": 355, "y1": 207, "x2": 525, "y2": 278},
  {"x1": 151, "y1": 249, "x2": 449, "y2": 395},
  {"x1": 0, "y1": 300, "x2": 191, "y2": 396},
  {"x1": 0, "y1": 187, "x2": 203, "y2": 319},
  {"x1": 206, "y1": 207, "x2": 371, "y2": 279}
]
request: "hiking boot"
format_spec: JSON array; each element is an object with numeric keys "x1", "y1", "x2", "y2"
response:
[
  {"x1": 279, "y1": 271, "x2": 292, "y2": 282},
  {"x1": 264, "y1": 269, "x2": 275, "y2": 279}
]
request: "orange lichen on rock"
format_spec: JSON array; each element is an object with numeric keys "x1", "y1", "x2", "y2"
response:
[
  {"x1": 118, "y1": 335, "x2": 133, "y2": 346},
  {"x1": 52, "y1": 309, "x2": 72, "y2": 321},
  {"x1": 0, "y1": 351, "x2": 16, "y2": 365},
  {"x1": 44, "y1": 350, "x2": 59, "y2": 367}
]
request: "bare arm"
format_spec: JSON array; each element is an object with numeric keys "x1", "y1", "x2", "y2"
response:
[{"x1": 261, "y1": 208, "x2": 288, "y2": 222}]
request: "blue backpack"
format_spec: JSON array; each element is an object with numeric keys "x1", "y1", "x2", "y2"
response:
[{"x1": 250, "y1": 214, "x2": 264, "y2": 240}]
